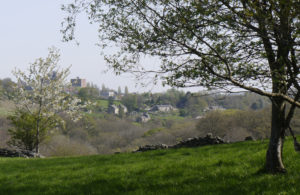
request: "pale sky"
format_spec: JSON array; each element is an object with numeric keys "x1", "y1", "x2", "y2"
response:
[{"x1": 0, "y1": 1, "x2": 199, "y2": 93}]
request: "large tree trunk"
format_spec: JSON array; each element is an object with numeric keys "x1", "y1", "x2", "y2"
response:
[{"x1": 266, "y1": 99, "x2": 286, "y2": 173}]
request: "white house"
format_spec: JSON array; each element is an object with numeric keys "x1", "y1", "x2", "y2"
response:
[
  {"x1": 150, "y1": 105, "x2": 176, "y2": 112},
  {"x1": 108, "y1": 104, "x2": 128, "y2": 115}
]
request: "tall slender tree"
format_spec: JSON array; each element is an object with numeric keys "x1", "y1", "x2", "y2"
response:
[
  {"x1": 62, "y1": 0, "x2": 300, "y2": 173},
  {"x1": 124, "y1": 86, "x2": 129, "y2": 96},
  {"x1": 118, "y1": 86, "x2": 122, "y2": 95}
]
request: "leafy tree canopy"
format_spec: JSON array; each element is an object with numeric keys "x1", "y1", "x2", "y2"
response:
[{"x1": 62, "y1": 0, "x2": 300, "y2": 173}]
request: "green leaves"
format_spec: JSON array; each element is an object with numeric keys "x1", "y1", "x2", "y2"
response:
[{"x1": 62, "y1": 0, "x2": 299, "y2": 105}]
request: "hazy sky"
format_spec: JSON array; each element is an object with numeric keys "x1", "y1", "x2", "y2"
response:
[{"x1": 0, "y1": 1, "x2": 200, "y2": 93}]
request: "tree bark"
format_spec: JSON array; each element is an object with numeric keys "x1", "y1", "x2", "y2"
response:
[
  {"x1": 35, "y1": 119, "x2": 40, "y2": 154},
  {"x1": 266, "y1": 99, "x2": 286, "y2": 173}
]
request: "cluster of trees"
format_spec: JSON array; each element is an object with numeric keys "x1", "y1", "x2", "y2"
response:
[
  {"x1": 40, "y1": 113, "x2": 200, "y2": 155},
  {"x1": 0, "y1": 78, "x2": 15, "y2": 100},
  {"x1": 196, "y1": 109, "x2": 271, "y2": 141},
  {"x1": 5, "y1": 105, "x2": 299, "y2": 156},
  {"x1": 0, "y1": 74, "x2": 280, "y2": 155},
  {"x1": 1, "y1": 80, "x2": 299, "y2": 157},
  {"x1": 77, "y1": 83, "x2": 100, "y2": 101},
  {"x1": 2, "y1": 103, "x2": 299, "y2": 156},
  {"x1": 1, "y1": 75, "x2": 271, "y2": 118},
  {"x1": 77, "y1": 84, "x2": 130, "y2": 101},
  {"x1": 117, "y1": 88, "x2": 269, "y2": 116},
  {"x1": 0, "y1": 65, "x2": 276, "y2": 157}
]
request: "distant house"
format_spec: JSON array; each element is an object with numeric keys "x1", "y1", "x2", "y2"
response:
[
  {"x1": 100, "y1": 90, "x2": 117, "y2": 99},
  {"x1": 150, "y1": 105, "x2": 176, "y2": 112},
  {"x1": 71, "y1": 77, "x2": 87, "y2": 88},
  {"x1": 108, "y1": 104, "x2": 128, "y2": 115}
]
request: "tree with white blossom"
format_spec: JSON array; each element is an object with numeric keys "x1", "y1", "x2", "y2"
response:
[{"x1": 10, "y1": 47, "x2": 87, "y2": 153}]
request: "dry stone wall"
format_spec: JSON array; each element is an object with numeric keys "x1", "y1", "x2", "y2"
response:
[
  {"x1": 134, "y1": 133, "x2": 226, "y2": 152},
  {"x1": 0, "y1": 148, "x2": 44, "y2": 158}
]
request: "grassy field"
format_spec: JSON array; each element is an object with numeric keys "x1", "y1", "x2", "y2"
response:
[
  {"x1": 150, "y1": 111, "x2": 186, "y2": 121},
  {"x1": 0, "y1": 138, "x2": 300, "y2": 194}
]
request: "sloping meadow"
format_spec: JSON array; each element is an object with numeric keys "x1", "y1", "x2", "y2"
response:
[{"x1": 0, "y1": 137, "x2": 299, "y2": 194}]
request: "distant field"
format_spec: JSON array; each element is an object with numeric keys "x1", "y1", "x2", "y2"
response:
[
  {"x1": 0, "y1": 137, "x2": 300, "y2": 194},
  {"x1": 150, "y1": 111, "x2": 185, "y2": 121}
]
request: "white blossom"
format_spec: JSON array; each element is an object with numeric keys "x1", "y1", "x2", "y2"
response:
[{"x1": 11, "y1": 47, "x2": 90, "y2": 153}]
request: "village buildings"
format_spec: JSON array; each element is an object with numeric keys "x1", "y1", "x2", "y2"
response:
[
  {"x1": 150, "y1": 105, "x2": 176, "y2": 112},
  {"x1": 108, "y1": 104, "x2": 128, "y2": 115}
]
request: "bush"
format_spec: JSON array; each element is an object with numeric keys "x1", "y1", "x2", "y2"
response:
[
  {"x1": 40, "y1": 135, "x2": 97, "y2": 157},
  {"x1": 7, "y1": 111, "x2": 42, "y2": 151},
  {"x1": 196, "y1": 108, "x2": 271, "y2": 141}
]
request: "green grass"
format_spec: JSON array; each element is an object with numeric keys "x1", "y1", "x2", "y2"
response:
[
  {"x1": 1, "y1": 138, "x2": 300, "y2": 194},
  {"x1": 151, "y1": 112, "x2": 185, "y2": 121},
  {"x1": 96, "y1": 99, "x2": 109, "y2": 108}
]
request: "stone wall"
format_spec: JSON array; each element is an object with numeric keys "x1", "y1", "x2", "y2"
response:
[
  {"x1": 135, "y1": 144, "x2": 169, "y2": 152},
  {"x1": 0, "y1": 148, "x2": 44, "y2": 158},
  {"x1": 134, "y1": 133, "x2": 226, "y2": 152},
  {"x1": 170, "y1": 133, "x2": 226, "y2": 148}
]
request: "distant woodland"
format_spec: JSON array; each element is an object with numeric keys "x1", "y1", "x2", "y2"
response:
[{"x1": 0, "y1": 78, "x2": 299, "y2": 156}]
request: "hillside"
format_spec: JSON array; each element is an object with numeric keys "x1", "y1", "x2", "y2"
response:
[{"x1": 0, "y1": 138, "x2": 300, "y2": 194}]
